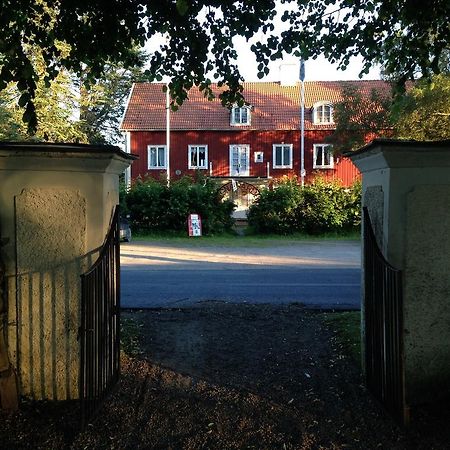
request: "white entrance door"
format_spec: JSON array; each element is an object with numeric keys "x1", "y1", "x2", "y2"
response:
[{"x1": 229, "y1": 145, "x2": 250, "y2": 176}]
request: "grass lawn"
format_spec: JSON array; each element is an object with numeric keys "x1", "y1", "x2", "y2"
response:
[{"x1": 132, "y1": 229, "x2": 361, "y2": 247}]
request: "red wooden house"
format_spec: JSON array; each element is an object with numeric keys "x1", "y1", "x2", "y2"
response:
[{"x1": 120, "y1": 80, "x2": 388, "y2": 214}]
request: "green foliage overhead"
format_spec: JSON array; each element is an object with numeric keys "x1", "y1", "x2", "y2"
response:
[
  {"x1": 1, "y1": 0, "x2": 448, "y2": 131},
  {"x1": 247, "y1": 177, "x2": 361, "y2": 235},
  {"x1": 123, "y1": 175, "x2": 235, "y2": 235},
  {"x1": 393, "y1": 74, "x2": 450, "y2": 141}
]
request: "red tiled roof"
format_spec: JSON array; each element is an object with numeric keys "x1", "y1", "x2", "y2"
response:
[{"x1": 120, "y1": 80, "x2": 392, "y2": 132}]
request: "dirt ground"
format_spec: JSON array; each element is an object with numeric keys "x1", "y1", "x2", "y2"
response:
[{"x1": 1, "y1": 303, "x2": 450, "y2": 449}]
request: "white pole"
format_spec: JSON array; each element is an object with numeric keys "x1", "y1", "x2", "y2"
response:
[
  {"x1": 267, "y1": 161, "x2": 270, "y2": 179},
  {"x1": 124, "y1": 131, "x2": 131, "y2": 190},
  {"x1": 166, "y1": 84, "x2": 171, "y2": 185},
  {"x1": 300, "y1": 59, "x2": 306, "y2": 187}
]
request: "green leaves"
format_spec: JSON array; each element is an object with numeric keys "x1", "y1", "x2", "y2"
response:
[
  {"x1": 248, "y1": 178, "x2": 361, "y2": 235},
  {"x1": 124, "y1": 176, "x2": 235, "y2": 235},
  {"x1": 327, "y1": 84, "x2": 393, "y2": 153},
  {"x1": 23, "y1": 101, "x2": 37, "y2": 135},
  {"x1": 18, "y1": 92, "x2": 30, "y2": 108},
  {"x1": 0, "y1": 45, "x2": 89, "y2": 141},
  {"x1": 1, "y1": 0, "x2": 449, "y2": 132},
  {"x1": 394, "y1": 74, "x2": 450, "y2": 141},
  {"x1": 176, "y1": 0, "x2": 189, "y2": 16},
  {"x1": 328, "y1": 74, "x2": 450, "y2": 147}
]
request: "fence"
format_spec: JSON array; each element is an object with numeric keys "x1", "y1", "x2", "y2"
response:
[
  {"x1": 363, "y1": 207, "x2": 408, "y2": 425},
  {"x1": 79, "y1": 208, "x2": 121, "y2": 428}
]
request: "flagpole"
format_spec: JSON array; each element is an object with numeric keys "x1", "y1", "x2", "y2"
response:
[
  {"x1": 166, "y1": 83, "x2": 171, "y2": 186},
  {"x1": 300, "y1": 59, "x2": 306, "y2": 187}
]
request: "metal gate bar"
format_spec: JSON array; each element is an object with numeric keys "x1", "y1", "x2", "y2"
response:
[
  {"x1": 363, "y1": 207, "x2": 408, "y2": 425},
  {"x1": 80, "y1": 208, "x2": 120, "y2": 428}
]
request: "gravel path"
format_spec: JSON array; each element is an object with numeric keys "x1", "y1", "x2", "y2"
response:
[{"x1": 2, "y1": 303, "x2": 448, "y2": 449}]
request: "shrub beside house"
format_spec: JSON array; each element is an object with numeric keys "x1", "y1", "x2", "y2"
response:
[{"x1": 247, "y1": 177, "x2": 361, "y2": 235}]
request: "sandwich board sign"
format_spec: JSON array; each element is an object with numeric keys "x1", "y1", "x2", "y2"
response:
[{"x1": 188, "y1": 214, "x2": 202, "y2": 237}]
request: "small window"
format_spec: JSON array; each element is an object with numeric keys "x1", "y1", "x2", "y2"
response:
[
  {"x1": 231, "y1": 106, "x2": 251, "y2": 126},
  {"x1": 273, "y1": 144, "x2": 293, "y2": 169},
  {"x1": 254, "y1": 151, "x2": 264, "y2": 163},
  {"x1": 313, "y1": 144, "x2": 334, "y2": 169},
  {"x1": 188, "y1": 145, "x2": 208, "y2": 169},
  {"x1": 148, "y1": 145, "x2": 167, "y2": 169},
  {"x1": 313, "y1": 102, "x2": 333, "y2": 124}
]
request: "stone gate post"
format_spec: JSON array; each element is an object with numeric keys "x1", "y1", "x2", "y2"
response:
[
  {"x1": 350, "y1": 138, "x2": 450, "y2": 407},
  {"x1": 0, "y1": 142, "x2": 135, "y2": 405}
]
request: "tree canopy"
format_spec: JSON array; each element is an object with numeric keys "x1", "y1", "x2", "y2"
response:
[
  {"x1": 393, "y1": 74, "x2": 450, "y2": 141},
  {"x1": 326, "y1": 85, "x2": 393, "y2": 153},
  {"x1": 0, "y1": 43, "x2": 88, "y2": 142},
  {"x1": 78, "y1": 49, "x2": 148, "y2": 144},
  {"x1": 0, "y1": 42, "x2": 146, "y2": 143},
  {"x1": 1, "y1": 0, "x2": 449, "y2": 131},
  {"x1": 327, "y1": 74, "x2": 450, "y2": 152}
]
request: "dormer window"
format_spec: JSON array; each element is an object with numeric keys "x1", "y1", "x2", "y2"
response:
[
  {"x1": 313, "y1": 102, "x2": 333, "y2": 124},
  {"x1": 231, "y1": 106, "x2": 251, "y2": 126}
]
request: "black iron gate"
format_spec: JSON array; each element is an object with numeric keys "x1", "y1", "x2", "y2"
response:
[
  {"x1": 79, "y1": 208, "x2": 121, "y2": 428},
  {"x1": 363, "y1": 207, "x2": 408, "y2": 425}
]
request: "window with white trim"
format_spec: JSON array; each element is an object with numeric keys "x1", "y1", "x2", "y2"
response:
[
  {"x1": 313, "y1": 102, "x2": 333, "y2": 124},
  {"x1": 148, "y1": 145, "x2": 167, "y2": 169},
  {"x1": 230, "y1": 106, "x2": 251, "y2": 125},
  {"x1": 273, "y1": 144, "x2": 293, "y2": 169},
  {"x1": 313, "y1": 144, "x2": 334, "y2": 169},
  {"x1": 188, "y1": 145, "x2": 208, "y2": 169}
]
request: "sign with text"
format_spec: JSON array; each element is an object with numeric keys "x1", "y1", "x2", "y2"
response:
[{"x1": 188, "y1": 214, "x2": 202, "y2": 237}]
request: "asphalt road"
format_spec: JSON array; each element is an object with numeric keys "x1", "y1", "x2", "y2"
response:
[{"x1": 120, "y1": 240, "x2": 361, "y2": 310}]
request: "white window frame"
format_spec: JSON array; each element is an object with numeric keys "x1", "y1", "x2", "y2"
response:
[
  {"x1": 272, "y1": 144, "x2": 293, "y2": 169},
  {"x1": 313, "y1": 101, "x2": 333, "y2": 125},
  {"x1": 313, "y1": 144, "x2": 334, "y2": 169},
  {"x1": 230, "y1": 106, "x2": 251, "y2": 126},
  {"x1": 188, "y1": 145, "x2": 208, "y2": 170},
  {"x1": 147, "y1": 145, "x2": 167, "y2": 169},
  {"x1": 254, "y1": 151, "x2": 264, "y2": 163},
  {"x1": 229, "y1": 144, "x2": 250, "y2": 176}
]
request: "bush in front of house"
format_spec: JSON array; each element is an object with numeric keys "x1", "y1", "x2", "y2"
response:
[
  {"x1": 299, "y1": 177, "x2": 361, "y2": 234},
  {"x1": 246, "y1": 178, "x2": 304, "y2": 234},
  {"x1": 123, "y1": 175, "x2": 235, "y2": 235},
  {"x1": 247, "y1": 177, "x2": 361, "y2": 235}
]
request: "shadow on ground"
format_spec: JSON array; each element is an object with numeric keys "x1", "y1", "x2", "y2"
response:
[{"x1": 1, "y1": 303, "x2": 449, "y2": 449}]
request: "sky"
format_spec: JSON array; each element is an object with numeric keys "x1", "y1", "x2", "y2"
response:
[
  {"x1": 145, "y1": 1, "x2": 382, "y2": 84},
  {"x1": 146, "y1": 34, "x2": 381, "y2": 84},
  {"x1": 230, "y1": 0, "x2": 381, "y2": 83},
  {"x1": 232, "y1": 36, "x2": 381, "y2": 82}
]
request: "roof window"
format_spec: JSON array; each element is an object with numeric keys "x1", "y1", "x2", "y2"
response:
[
  {"x1": 230, "y1": 106, "x2": 251, "y2": 126},
  {"x1": 313, "y1": 102, "x2": 333, "y2": 125}
]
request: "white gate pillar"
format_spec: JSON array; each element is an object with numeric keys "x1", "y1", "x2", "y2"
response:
[
  {"x1": 350, "y1": 138, "x2": 450, "y2": 406},
  {"x1": 0, "y1": 142, "x2": 136, "y2": 404}
]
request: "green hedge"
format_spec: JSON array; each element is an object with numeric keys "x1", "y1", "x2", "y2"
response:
[
  {"x1": 247, "y1": 177, "x2": 361, "y2": 235},
  {"x1": 121, "y1": 175, "x2": 236, "y2": 235}
]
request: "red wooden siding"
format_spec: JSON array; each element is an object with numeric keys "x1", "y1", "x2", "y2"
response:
[{"x1": 130, "y1": 130, "x2": 360, "y2": 187}]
